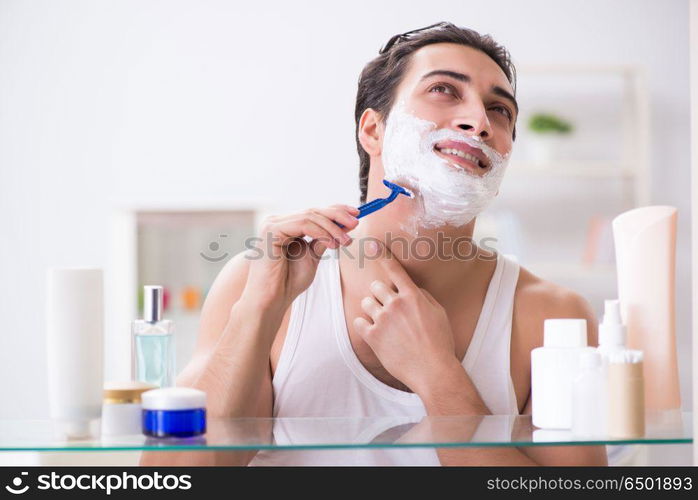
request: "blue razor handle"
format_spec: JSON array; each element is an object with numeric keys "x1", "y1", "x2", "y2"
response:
[{"x1": 334, "y1": 179, "x2": 413, "y2": 228}]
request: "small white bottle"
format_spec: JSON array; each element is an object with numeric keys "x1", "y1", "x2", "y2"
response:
[
  {"x1": 132, "y1": 286, "x2": 175, "y2": 388},
  {"x1": 596, "y1": 300, "x2": 626, "y2": 434},
  {"x1": 531, "y1": 318, "x2": 588, "y2": 429},
  {"x1": 597, "y1": 299, "x2": 626, "y2": 362},
  {"x1": 572, "y1": 349, "x2": 607, "y2": 437}
]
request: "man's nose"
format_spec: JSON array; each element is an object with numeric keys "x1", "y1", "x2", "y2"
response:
[{"x1": 452, "y1": 102, "x2": 493, "y2": 139}]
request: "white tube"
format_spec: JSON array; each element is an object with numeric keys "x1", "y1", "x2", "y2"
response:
[{"x1": 46, "y1": 268, "x2": 104, "y2": 438}]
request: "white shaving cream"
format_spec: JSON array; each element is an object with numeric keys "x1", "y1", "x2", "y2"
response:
[{"x1": 381, "y1": 100, "x2": 510, "y2": 231}]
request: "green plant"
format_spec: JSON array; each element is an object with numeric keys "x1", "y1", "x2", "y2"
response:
[{"x1": 528, "y1": 113, "x2": 573, "y2": 134}]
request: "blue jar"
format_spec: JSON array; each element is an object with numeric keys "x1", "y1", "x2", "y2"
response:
[{"x1": 141, "y1": 387, "x2": 207, "y2": 438}]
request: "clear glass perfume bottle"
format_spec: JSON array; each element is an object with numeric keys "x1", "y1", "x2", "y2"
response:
[{"x1": 132, "y1": 286, "x2": 175, "y2": 388}]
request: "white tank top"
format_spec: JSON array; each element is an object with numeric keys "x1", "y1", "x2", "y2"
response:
[{"x1": 249, "y1": 248, "x2": 521, "y2": 466}]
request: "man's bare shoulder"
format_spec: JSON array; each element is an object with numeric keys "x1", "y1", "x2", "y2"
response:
[
  {"x1": 512, "y1": 264, "x2": 599, "y2": 348},
  {"x1": 193, "y1": 249, "x2": 291, "y2": 355}
]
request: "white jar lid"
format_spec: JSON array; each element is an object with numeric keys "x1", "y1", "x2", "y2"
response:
[
  {"x1": 141, "y1": 387, "x2": 206, "y2": 410},
  {"x1": 543, "y1": 318, "x2": 587, "y2": 348}
]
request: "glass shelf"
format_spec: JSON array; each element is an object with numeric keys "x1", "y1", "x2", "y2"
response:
[{"x1": 0, "y1": 411, "x2": 690, "y2": 452}]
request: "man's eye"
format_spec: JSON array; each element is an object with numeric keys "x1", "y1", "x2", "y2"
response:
[
  {"x1": 490, "y1": 105, "x2": 512, "y2": 120},
  {"x1": 429, "y1": 84, "x2": 456, "y2": 96}
]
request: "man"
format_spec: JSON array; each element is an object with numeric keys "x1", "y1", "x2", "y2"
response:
[{"x1": 141, "y1": 22, "x2": 607, "y2": 466}]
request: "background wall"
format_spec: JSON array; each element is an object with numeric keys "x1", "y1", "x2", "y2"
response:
[{"x1": 0, "y1": 0, "x2": 692, "y2": 464}]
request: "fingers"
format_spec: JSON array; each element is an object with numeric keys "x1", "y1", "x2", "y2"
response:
[
  {"x1": 288, "y1": 206, "x2": 358, "y2": 247},
  {"x1": 357, "y1": 279, "x2": 398, "y2": 331},
  {"x1": 278, "y1": 218, "x2": 340, "y2": 250},
  {"x1": 309, "y1": 237, "x2": 329, "y2": 258},
  {"x1": 352, "y1": 316, "x2": 376, "y2": 348},
  {"x1": 304, "y1": 210, "x2": 353, "y2": 247},
  {"x1": 352, "y1": 316, "x2": 373, "y2": 344},
  {"x1": 353, "y1": 280, "x2": 395, "y2": 333},
  {"x1": 322, "y1": 204, "x2": 360, "y2": 228},
  {"x1": 360, "y1": 295, "x2": 382, "y2": 322},
  {"x1": 371, "y1": 240, "x2": 417, "y2": 294},
  {"x1": 261, "y1": 205, "x2": 359, "y2": 253},
  {"x1": 259, "y1": 217, "x2": 329, "y2": 260},
  {"x1": 369, "y1": 279, "x2": 396, "y2": 306},
  {"x1": 360, "y1": 281, "x2": 443, "y2": 321}
]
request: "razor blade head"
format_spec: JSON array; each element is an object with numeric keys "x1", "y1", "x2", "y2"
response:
[{"x1": 383, "y1": 179, "x2": 414, "y2": 199}]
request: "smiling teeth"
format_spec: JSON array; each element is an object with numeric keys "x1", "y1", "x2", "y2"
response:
[{"x1": 438, "y1": 148, "x2": 483, "y2": 167}]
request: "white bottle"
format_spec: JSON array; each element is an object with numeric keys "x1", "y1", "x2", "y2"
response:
[
  {"x1": 597, "y1": 299, "x2": 626, "y2": 361},
  {"x1": 46, "y1": 268, "x2": 104, "y2": 439},
  {"x1": 597, "y1": 299, "x2": 634, "y2": 463},
  {"x1": 596, "y1": 299, "x2": 626, "y2": 432},
  {"x1": 572, "y1": 349, "x2": 607, "y2": 437},
  {"x1": 531, "y1": 318, "x2": 588, "y2": 429}
]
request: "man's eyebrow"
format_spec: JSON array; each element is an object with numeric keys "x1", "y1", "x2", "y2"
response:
[{"x1": 420, "y1": 69, "x2": 470, "y2": 83}]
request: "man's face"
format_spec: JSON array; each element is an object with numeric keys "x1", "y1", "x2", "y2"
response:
[{"x1": 385, "y1": 43, "x2": 517, "y2": 171}]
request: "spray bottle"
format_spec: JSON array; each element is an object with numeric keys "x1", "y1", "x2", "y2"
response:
[{"x1": 597, "y1": 299, "x2": 627, "y2": 361}]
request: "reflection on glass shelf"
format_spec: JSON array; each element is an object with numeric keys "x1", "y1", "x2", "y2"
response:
[{"x1": 0, "y1": 411, "x2": 690, "y2": 452}]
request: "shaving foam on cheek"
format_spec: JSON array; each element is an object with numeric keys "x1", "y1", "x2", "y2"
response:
[{"x1": 381, "y1": 100, "x2": 510, "y2": 231}]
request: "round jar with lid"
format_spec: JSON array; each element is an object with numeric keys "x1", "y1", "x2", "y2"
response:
[
  {"x1": 102, "y1": 381, "x2": 157, "y2": 437},
  {"x1": 141, "y1": 387, "x2": 207, "y2": 438}
]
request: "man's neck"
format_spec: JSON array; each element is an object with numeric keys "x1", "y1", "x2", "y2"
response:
[{"x1": 340, "y1": 216, "x2": 493, "y2": 304}]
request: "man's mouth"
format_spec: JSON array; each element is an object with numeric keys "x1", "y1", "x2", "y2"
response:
[{"x1": 433, "y1": 140, "x2": 490, "y2": 173}]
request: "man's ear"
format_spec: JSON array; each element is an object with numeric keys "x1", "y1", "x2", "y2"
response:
[{"x1": 358, "y1": 108, "x2": 383, "y2": 157}]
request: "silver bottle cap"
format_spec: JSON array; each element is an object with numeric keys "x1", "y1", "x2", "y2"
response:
[{"x1": 143, "y1": 286, "x2": 163, "y2": 322}]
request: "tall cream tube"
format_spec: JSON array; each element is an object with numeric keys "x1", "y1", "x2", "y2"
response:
[{"x1": 612, "y1": 206, "x2": 680, "y2": 410}]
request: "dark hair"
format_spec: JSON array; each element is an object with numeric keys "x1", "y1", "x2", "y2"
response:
[{"x1": 354, "y1": 22, "x2": 516, "y2": 203}]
